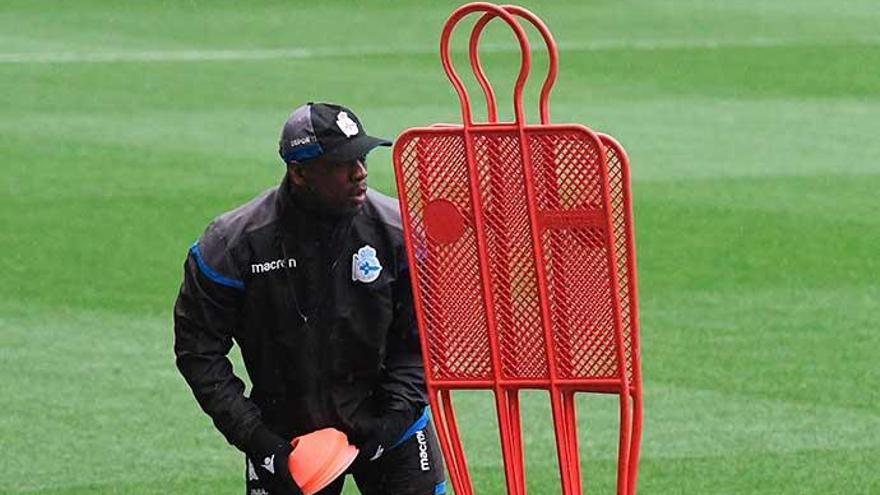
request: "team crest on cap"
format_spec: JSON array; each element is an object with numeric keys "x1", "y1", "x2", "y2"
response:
[
  {"x1": 336, "y1": 111, "x2": 359, "y2": 138},
  {"x1": 352, "y1": 245, "x2": 382, "y2": 283}
]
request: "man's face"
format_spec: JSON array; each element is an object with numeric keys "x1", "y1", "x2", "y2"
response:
[{"x1": 290, "y1": 156, "x2": 368, "y2": 216}]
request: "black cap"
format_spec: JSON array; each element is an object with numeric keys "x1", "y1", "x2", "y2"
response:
[{"x1": 278, "y1": 102, "x2": 391, "y2": 164}]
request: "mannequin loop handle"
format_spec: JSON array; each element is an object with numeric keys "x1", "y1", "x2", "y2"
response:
[
  {"x1": 440, "y1": 2, "x2": 532, "y2": 126},
  {"x1": 469, "y1": 5, "x2": 559, "y2": 125}
]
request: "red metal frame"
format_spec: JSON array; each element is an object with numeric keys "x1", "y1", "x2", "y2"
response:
[{"x1": 392, "y1": 3, "x2": 643, "y2": 494}]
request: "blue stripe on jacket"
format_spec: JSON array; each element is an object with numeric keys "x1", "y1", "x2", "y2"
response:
[
  {"x1": 391, "y1": 406, "x2": 431, "y2": 449},
  {"x1": 190, "y1": 241, "x2": 245, "y2": 290}
]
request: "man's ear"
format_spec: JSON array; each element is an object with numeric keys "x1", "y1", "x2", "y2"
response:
[{"x1": 287, "y1": 162, "x2": 308, "y2": 187}]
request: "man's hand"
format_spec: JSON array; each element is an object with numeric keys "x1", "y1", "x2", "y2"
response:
[
  {"x1": 247, "y1": 425, "x2": 304, "y2": 495},
  {"x1": 353, "y1": 407, "x2": 418, "y2": 464}
]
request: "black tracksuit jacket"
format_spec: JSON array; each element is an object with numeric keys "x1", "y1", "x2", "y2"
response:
[{"x1": 173, "y1": 177, "x2": 426, "y2": 453}]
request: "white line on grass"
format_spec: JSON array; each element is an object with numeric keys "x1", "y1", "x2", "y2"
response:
[{"x1": 1, "y1": 36, "x2": 879, "y2": 64}]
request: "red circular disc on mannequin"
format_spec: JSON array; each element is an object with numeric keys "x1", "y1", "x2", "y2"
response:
[{"x1": 424, "y1": 199, "x2": 467, "y2": 245}]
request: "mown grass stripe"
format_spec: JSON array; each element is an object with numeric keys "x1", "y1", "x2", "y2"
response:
[{"x1": 2, "y1": 36, "x2": 880, "y2": 64}]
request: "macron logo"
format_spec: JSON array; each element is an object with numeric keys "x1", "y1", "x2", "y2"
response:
[
  {"x1": 261, "y1": 455, "x2": 275, "y2": 474},
  {"x1": 416, "y1": 430, "x2": 430, "y2": 471},
  {"x1": 251, "y1": 258, "x2": 297, "y2": 274}
]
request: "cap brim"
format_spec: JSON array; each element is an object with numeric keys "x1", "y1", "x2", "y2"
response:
[{"x1": 318, "y1": 134, "x2": 392, "y2": 163}]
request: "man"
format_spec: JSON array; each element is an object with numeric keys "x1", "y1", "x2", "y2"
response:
[{"x1": 174, "y1": 102, "x2": 446, "y2": 495}]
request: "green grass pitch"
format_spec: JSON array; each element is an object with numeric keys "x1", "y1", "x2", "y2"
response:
[{"x1": 2, "y1": 0, "x2": 879, "y2": 493}]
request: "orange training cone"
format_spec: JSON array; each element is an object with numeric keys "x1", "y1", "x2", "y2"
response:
[{"x1": 288, "y1": 428, "x2": 359, "y2": 495}]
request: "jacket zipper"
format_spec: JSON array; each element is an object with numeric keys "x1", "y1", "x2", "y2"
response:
[{"x1": 276, "y1": 218, "x2": 355, "y2": 425}]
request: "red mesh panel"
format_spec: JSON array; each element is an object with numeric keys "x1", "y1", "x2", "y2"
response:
[
  {"x1": 396, "y1": 132, "x2": 493, "y2": 381},
  {"x1": 396, "y1": 127, "x2": 631, "y2": 383},
  {"x1": 472, "y1": 132, "x2": 548, "y2": 380},
  {"x1": 528, "y1": 129, "x2": 620, "y2": 380},
  {"x1": 602, "y1": 137, "x2": 636, "y2": 382}
]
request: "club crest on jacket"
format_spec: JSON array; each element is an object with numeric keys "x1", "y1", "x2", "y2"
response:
[{"x1": 352, "y1": 245, "x2": 382, "y2": 283}]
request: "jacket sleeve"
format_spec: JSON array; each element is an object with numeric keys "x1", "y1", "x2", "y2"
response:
[{"x1": 173, "y1": 221, "x2": 262, "y2": 451}]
